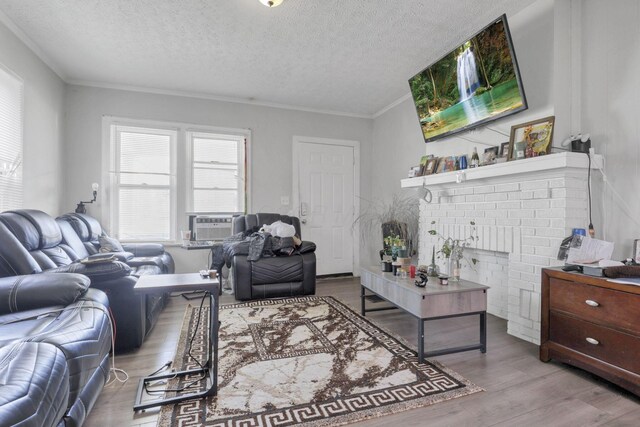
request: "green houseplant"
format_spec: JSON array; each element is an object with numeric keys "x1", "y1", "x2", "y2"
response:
[
  {"x1": 428, "y1": 220, "x2": 479, "y2": 281},
  {"x1": 354, "y1": 194, "x2": 419, "y2": 261}
]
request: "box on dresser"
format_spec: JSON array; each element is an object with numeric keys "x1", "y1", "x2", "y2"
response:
[{"x1": 540, "y1": 267, "x2": 640, "y2": 396}]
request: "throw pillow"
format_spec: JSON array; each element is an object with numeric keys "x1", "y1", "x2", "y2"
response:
[{"x1": 99, "y1": 235, "x2": 124, "y2": 253}]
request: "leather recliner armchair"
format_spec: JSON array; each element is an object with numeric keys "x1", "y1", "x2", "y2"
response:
[{"x1": 230, "y1": 213, "x2": 316, "y2": 300}]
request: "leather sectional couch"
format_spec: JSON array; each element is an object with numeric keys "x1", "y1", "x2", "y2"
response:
[
  {"x1": 0, "y1": 209, "x2": 174, "y2": 351},
  {"x1": 0, "y1": 273, "x2": 112, "y2": 427}
]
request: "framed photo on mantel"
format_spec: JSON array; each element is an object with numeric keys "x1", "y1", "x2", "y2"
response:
[{"x1": 508, "y1": 116, "x2": 555, "y2": 161}]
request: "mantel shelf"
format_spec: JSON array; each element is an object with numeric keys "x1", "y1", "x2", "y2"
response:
[{"x1": 401, "y1": 152, "x2": 603, "y2": 188}]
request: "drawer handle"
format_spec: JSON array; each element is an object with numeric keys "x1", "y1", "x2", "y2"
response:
[
  {"x1": 585, "y1": 300, "x2": 599, "y2": 307},
  {"x1": 585, "y1": 337, "x2": 599, "y2": 345}
]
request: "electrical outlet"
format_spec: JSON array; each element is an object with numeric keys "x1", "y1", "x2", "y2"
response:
[{"x1": 280, "y1": 196, "x2": 290, "y2": 206}]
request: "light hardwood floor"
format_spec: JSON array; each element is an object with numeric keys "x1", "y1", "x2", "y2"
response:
[{"x1": 85, "y1": 277, "x2": 640, "y2": 427}]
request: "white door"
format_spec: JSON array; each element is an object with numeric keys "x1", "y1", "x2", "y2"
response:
[{"x1": 294, "y1": 139, "x2": 356, "y2": 276}]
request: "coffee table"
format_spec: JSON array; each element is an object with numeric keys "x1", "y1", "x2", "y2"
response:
[
  {"x1": 133, "y1": 273, "x2": 220, "y2": 411},
  {"x1": 360, "y1": 266, "x2": 488, "y2": 363}
]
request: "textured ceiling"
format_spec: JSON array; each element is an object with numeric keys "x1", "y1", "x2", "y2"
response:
[{"x1": 0, "y1": 0, "x2": 536, "y2": 116}]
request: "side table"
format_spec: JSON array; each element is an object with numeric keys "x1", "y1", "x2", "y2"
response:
[{"x1": 133, "y1": 273, "x2": 220, "y2": 411}]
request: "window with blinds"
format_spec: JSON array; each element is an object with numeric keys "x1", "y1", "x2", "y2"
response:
[
  {"x1": 112, "y1": 125, "x2": 176, "y2": 241},
  {"x1": 189, "y1": 132, "x2": 246, "y2": 213},
  {"x1": 0, "y1": 66, "x2": 23, "y2": 211}
]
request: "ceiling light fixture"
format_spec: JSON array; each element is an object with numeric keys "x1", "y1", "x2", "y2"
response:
[{"x1": 259, "y1": 0, "x2": 284, "y2": 7}]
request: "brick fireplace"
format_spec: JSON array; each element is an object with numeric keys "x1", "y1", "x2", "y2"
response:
[{"x1": 401, "y1": 152, "x2": 602, "y2": 344}]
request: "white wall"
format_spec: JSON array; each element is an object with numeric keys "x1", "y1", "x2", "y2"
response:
[
  {"x1": 368, "y1": 0, "x2": 556, "y2": 260},
  {"x1": 580, "y1": 0, "x2": 640, "y2": 259},
  {"x1": 63, "y1": 85, "x2": 373, "y2": 272},
  {"x1": 0, "y1": 19, "x2": 65, "y2": 213}
]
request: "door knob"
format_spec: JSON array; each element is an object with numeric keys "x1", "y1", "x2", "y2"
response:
[{"x1": 301, "y1": 219, "x2": 307, "y2": 224}]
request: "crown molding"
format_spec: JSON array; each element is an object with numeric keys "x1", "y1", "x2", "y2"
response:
[
  {"x1": 0, "y1": 9, "x2": 66, "y2": 80},
  {"x1": 67, "y1": 79, "x2": 374, "y2": 120},
  {"x1": 372, "y1": 92, "x2": 412, "y2": 119}
]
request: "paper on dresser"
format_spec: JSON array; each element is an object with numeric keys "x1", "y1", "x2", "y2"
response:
[{"x1": 566, "y1": 235, "x2": 615, "y2": 264}]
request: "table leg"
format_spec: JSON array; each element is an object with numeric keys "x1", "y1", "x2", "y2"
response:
[
  {"x1": 418, "y1": 319, "x2": 425, "y2": 363},
  {"x1": 360, "y1": 285, "x2": 366, "y2": 316},
  {"x1": 480, "y1": 311, "x2": 487, "y2": 353}
]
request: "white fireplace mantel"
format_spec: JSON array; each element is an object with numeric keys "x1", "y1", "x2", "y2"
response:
[
  {"x1": 411, "y1": 151, "x2": 604, "y2": 345},
  {"x1": 401, "y1": 152, "x2": 603, "y2": 189}
]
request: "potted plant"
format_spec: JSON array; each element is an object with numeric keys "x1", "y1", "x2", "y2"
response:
[
  {"x1": 428, "y1": 220, "x2": 479, "y2": 281},
  {"x1": 354, "y1": 194, "x2": 419, "y2": 262}
]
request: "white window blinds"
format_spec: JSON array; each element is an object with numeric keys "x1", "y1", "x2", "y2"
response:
[
  {"x1": 0, "y1": 66, "x2": 23, "y2": 211},
  {"x1": 112, "y1": 125, "x2": 176, "y2": 241},
  {"x1": 189, "y1": 132, "x2": 245, "y2": 213}
]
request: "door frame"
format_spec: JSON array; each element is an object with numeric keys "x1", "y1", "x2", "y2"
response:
[{"x1": 292, "y1": 136, "x2": 360, "y2": 277}]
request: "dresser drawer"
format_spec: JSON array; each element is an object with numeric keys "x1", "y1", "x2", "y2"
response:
[
  {"x1": 550, "y1": 311, "x2": 640, "y2": 374},
  {"x1": 549, "y1": 278, "x2": 640, "y2": 334}
]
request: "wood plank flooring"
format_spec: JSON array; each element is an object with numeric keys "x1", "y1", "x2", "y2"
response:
[{"x1": 84, "y1": 277, "x2": 640, "y2": 427}]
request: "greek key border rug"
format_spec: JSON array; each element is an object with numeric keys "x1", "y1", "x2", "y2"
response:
[{"x1": 157, "y1": 296, "x2": 482, "y2": 427}]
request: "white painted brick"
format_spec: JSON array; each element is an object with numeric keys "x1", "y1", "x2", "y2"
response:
[
  {"x1": 550, "y1": 199, "x2": 587, "y2": 209},
  {"x1": 498, "y1": 201, "x2": 521, "y2": 210},
  {"x1": 474, "y1": 185, "x2": 495, "y2": 194},
  {"x1": 455, "y1": 187, "x2": 474, "y2": 196},
  {"x1": 511, "y1": 279, "x2": 533, "y2": 291},
  {"x1": 521, "y1": 227, "x2": 535, "y2": 236},
  {"x1": 548, "y1": 178, "x2": 566, "y2": 188},
  {"x1": 474, "y1": 218, "x2": 496, "y2": 226},
  {"x1": 521, "y1": 245, "x2": 535, "y2": 254},
  {"x1": 520, "y1": 255, "x2": 551, "y2": 266},
  {"x1": 550, "y1": 219, "x2": 566, "y2": 228},
  {"x1": 521, "y1": 181, "x2": 549, "y2": 190},
  {"x1": 496, "y1": 183, "x2": 520, "y2": 192},
  {"x1": 535, "y1": 208, "x2": 565, "y2": 218},
  {"x1": 521, "y1": 191, "x2": 534, "y2": 200},
  {"x1": 529, "y1": 218, "x2": 550, "y2": 228},
  {"x1": 485, "y1": 210, "x2": 508, "y2": 219},
  {"x1": 509, "y1": 209, "x2": 535, "y2": 219},
  {"x1": 523, "y1": 236, "x2": 550, "y2": 247},
  {"x1": 533, "y1": 189, "x2": 551, "y2": 199},
  {"x1": 485, "y1": 193, "x2": 508, "y2": 202},
  {"x1": 520, "y1": 290, "x2": 531, "y2": 319},
  {"x1": 476, "y1": 202, "x2": 497, "y2": 210},
  {"x1": 534, "y1": 246, "x2": 558, "y2": 258},
  {"x1": 523, "y1": 199, "x2": 550, "y2": 209},
  {"x1": 551, "y1": 188, "x2": 586, "y2": 199},
  {"x1": 501, "y1": 219, "x2": 521, "y2": 227},
  {"x1": 451, "y1": 195, "x2": 466, "y2": 203},
  {"x1": 510, "y1": 262, "x2": 535, "y2": 273},
  {"x1": 520, "y1": 272, "x2": 540, "y2": 283},
  {"x1": 508, "y1": 192, "x2": 522, "y2": 201},
  {"x1": 466, "y1": 194, "x2": 484, "y2": 202},
  {"x1": 466, "y1": 210, "x2": 484, "y2": 218},
  {"x1": 536, "y1": 228, "x2": 566, "y2": 238}
]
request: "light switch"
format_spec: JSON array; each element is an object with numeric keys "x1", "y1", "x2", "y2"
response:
[{"x1": 281, "y1": 196, "x2": 290, "y2": 205}]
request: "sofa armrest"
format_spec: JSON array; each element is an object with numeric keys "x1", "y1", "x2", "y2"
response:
[
  {"x1": 48, "y1": 261, "x2": 132, "y2": 283},
  {"x1": 0, "y1": 273, "x2": 90, "y2": 315},
  {"x1": 121, "y1": 243, "x2": 165, "y2": 257},
  {"x1": 298, "y1": 241, "x2": 316, "y2": 254},
  {"x1": 88, "y1": 251, "x2": 134, "y2": 263}
]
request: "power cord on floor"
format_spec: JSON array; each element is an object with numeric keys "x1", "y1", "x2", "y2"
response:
[{"x1": 143, "y1": 291, "x2": 208, "y2": 395}]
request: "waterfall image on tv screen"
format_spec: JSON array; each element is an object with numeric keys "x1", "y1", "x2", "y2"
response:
[{"x1": 409, "y1": 15, "x2": 527, "y2": 143}]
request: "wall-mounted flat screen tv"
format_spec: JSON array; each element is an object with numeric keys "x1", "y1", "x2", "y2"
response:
[{"x1": 409, "y1": 14, "x2": 527, "y2": 143}]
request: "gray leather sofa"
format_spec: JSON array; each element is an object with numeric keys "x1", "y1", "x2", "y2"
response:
[
  {"x1": 0, "y1": 273, "x2": 112, "y2": 427},
  {"x1": 0, "y1": 209, "x2": 173, "y2": 351},
  {"x1": 230, "y1": 213, "x2": 316, "y2": 300}
]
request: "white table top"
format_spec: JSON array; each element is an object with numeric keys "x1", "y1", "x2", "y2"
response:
[{"x1": 134, "y1": 272, "x2": 220, "y2": 294}]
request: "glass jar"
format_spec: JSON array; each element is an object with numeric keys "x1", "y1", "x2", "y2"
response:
[{"x1": 448, "y1": 257, "x2": 461, "y2": 281}]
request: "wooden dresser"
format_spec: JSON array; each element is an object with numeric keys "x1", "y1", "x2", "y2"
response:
[{"x1": 540, "y1": 268, "x2": 640, "y2": 395}]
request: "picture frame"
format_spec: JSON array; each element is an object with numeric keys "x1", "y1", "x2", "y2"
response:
[
  {"x1": 508, "y1": 116, "x2": 555, "y2": 160},
  {"x1": 435, "y1": 157, "x2": 448, "y2": 174},
  {"x1": 408, "y1": 165, "x2": 422, "y2": 178},
  {"x1": 418, "y1": 155, "x2": 431, "y2": 176},
  {"x1": 634, "y1": 239, "x2": 640, "y2": 262},
  {"x1": 423, "y1": 157, "x2": 439, "y2": 175},
  {"x1": 483, "y1": 146, "x2": 499, "y2": 165},
  {"x1": 499, "y1": 141, "x2": 510, "y2": 158}
]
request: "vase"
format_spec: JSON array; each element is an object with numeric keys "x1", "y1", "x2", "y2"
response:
[{"x1": 448, "y1": 257, "x2": 461, "y2": 282}]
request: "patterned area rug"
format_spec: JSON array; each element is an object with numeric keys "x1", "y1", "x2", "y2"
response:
[{"x1": 157, "y1": 296, "x2": 482, "y2": 426}]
